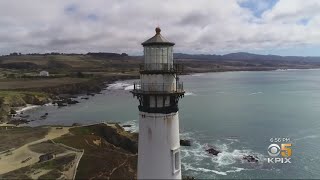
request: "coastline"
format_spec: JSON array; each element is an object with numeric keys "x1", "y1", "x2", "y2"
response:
[
  {"x1": 2, "y1": 68, "x2": 320, "y2": 179},
  {"x1": 0, "y1": 74, "x2": 139, "y2": 125},
  {"x1": 4, "y1": 67, "x2": 320, "y2": 126}
]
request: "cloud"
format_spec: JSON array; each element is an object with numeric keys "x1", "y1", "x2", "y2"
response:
[{"x1": 1, "y1": 0, "x2": 320, "y2": 56}]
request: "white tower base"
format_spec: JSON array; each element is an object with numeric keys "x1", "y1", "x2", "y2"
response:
[{"x1": 138, "y1": 112, "x2": 181, "y2": 179}]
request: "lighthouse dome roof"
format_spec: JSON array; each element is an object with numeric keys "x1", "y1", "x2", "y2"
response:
[{"x1": 142, "y1": 27, "x2": 175, "y2": 46}]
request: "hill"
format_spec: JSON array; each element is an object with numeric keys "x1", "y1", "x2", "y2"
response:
[
  {"x1": 1, "y1": 52, "x2": 320, "y2": 75},
  {"x1": 1, "y1": 52, "x2": 320, "y2": 123},
  {"x1": 174, "y1": 52, "x2": 320, "y2": 62},
  {"x1": 0, "y1": 123, "x2": 138, "y2": 179}
]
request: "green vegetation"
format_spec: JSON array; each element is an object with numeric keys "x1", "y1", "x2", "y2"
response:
[
  {"x1": 0, "y1": 53, "x2": 140, "y2": 123},
  {"x1": 0, "y1": 91, "x2": 50, "y2": 105},
  {"x1": 28, "y1": 141, "x2": 67, "y2": 154},
  {"x1": 0, "y1": 91, "x2": 51, "y2": 122},
  {"x1": 0, "y1": 153, "x2": 76, "y2": 179},
  {"x1": 0, "y1": 78, "x2": 90, "y2": 91},
  {"x1": 0, "y1": 126, "x2": 48, "y2": 151},
  {"x1": 0, "y1": 54, "x2": 140, "y2": 75},
  {"x1": 35, "y1": 153, "x2": 76, "y2": 170},
  {"x1": 0, "y1": 123, "x2": 137, "y2": 179},
  {"x1": 54, "y1": 124, "x2": 137, "y2": 179},
  {"x1": 37, "y1": 169, "x2": 61, "y2": 179}
]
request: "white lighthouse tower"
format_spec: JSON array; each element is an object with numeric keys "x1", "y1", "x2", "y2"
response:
[{"x1": 131, "y1": 27, "x2": 185, "y2": 179}]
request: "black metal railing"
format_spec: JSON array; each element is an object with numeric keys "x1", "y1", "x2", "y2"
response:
[
  {"x1": 132, "y1": 82, "x2": 184, "y2": 94},
  {"x1": 138, "y1": 105, "x2": 179, "y2": 114},
  {"x1": 139, "y1": 63, "x2": 183, "y2": 73}
]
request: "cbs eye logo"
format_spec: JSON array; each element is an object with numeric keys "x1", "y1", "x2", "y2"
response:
[
  {"x1": 267, "y1": 144, "x2": 292, "y2": 164},
  {"x1": 268, "y1": 144, "x2": 281, "y2": 157}
]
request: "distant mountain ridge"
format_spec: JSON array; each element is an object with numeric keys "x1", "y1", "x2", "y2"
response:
[
  {"x1": 3, "y1": 52, "x2": 320, "y2": 62},
  {"x1": 174, "y1": 52, "x2": 320, "y2": 62}
]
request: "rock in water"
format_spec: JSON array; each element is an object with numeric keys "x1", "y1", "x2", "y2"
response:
[
  {"x1": 243, "y1": 155, "x2": 258, "y2": 163},
  {"x1": 40, "y1": 113, "x2": 48, "y2": 119},
  {"x1": 122, "y1": 124, "x2": 132, "y2": 128},
  {"x1": 180, "y1": 139, "x2": 192, "y2": 146},
  {"x1": 57, "y1": 102, "x2": 67, "y2": 107},
  {"x1": 206, "y1": 148, "x2": 221, "y2": 156},
  {"x1": 67, "y1": 99, "x2": 79, "y2": 105},
  {"x1": 183, "y1": 176, "x2": 195, "y2": 180},
  {"x1": 8, "y1": 118, "x2": 30, "y2": 125}
]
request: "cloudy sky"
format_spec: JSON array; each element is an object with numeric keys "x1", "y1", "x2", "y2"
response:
[{"x1": 1, "y1": 0, "x2": 320, "y2": 56}]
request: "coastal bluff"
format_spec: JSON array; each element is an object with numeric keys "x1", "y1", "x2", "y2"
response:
[{"x1": 0, "y1": 123, "x2": 138, "y2": 179}]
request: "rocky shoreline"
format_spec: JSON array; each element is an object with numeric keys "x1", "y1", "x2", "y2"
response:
[{"x1": 0, "y1": 74, "x2": 138, "y2": 125}]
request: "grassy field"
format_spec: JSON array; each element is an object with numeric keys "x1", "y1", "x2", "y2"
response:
[
  {"x1": 0, "y1": 126, "x2": 79, "y2": 179},
  {"x1": 0, "y1": 126, "x2": 48, "y2": 152},
  {"x1": 0, "y1": 54, "x2": 140, "y2": 73},
  {"x1": 0, "y1": 55, "x2": 99, "y2": 67},
  {"x1": 0, "y1": 153, "x2": 76, "y2": 179},
  {"x1": 28, "y1": 141, "x2": 67, "y2": 154},
  {"x1": 0, "y1": 91, "x2": 51, "y2": 113},
  {"x1": 0, "y1": 78, "x2": 90, "y2": 90},
  {"x1": 0, "y1": 124, "x2": 138, "y2": 179},
  {"x1": 54, "y1": 124, "x2": 137, "y2": 179}
]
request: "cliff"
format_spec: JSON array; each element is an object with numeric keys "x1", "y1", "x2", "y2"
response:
[
  {"x1": 55, "y1": 123, "x2": 138, "y2": 179},
  {"x1": 0, "y1": 92, "x2": 51, "y2": 123},
  {"x1": 0, "y1": 123, "x2": 138, "y2": 179}
]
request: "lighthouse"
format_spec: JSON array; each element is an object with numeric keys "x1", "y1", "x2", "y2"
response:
[{"x1": 131, "y1": 27, "x2": 185, "y2": 179}]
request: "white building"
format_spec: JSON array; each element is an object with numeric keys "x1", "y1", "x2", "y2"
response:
[
  {"x1": 131, "y1": 27, "x2": 185, "y2": 179},
  {"x1": 39, "y1": 71, "x2": 49, "y2": 77}
]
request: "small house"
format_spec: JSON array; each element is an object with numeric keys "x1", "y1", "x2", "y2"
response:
[{"x1": 39, "y1": 71, "x2": 49, "y2": 77}]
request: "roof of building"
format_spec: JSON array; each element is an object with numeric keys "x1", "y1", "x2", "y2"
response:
[{"x1": 141, "y1": 27, "x2": 175, "y2": 46}]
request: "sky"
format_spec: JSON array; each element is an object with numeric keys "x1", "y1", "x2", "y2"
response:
[{"x1": 1, "y1": 0, "x2": 320, "y2": 56}]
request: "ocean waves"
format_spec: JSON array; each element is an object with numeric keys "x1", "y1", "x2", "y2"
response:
[
  {"x1": 120, "y1": 119, "x2": 138, "y2": 132},
  {"x1": 185, "y1": 92, "x2": 196, "y2": 96},
  {"x1": 123, "y1": 120, "x2": 266, "y2": 178},
  {"x1": 179, "y1": 130, "x2": 269, "y2": 178},
  {"x1": 107, "y1": 82, "x2": 133, "y2": 90}
]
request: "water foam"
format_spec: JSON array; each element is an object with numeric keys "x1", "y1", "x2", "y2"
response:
[
  {"x1": 180, "y1": 130, "x2": 267, "y2": 177},
  {"x1": 124, "y1": 85, "x2": 134, "y2": 90},
  {"x1": 226, "y1": 167, "x2": 247, "y2": 173},
  {"x1": 121, "y1": 120, "x2": 265, "y2": 177},
  {"x1": 185, "y1": 92, "x2": 196, "y2": 96},
  {"x1": 107, "y1": 82, "x2": 132, "y2": 90},
  {"x1": 249, "y1": 92, "x2": 263, "y2": 95},
  {"x1": 16, "y1": 104, "x2": 40, "y2": 114},
  {"x1": 121, "y1": 119, "x2": 138, "y2": 132},
  {"x1": 183, "y1": 163, "x2": 227, "y2": 175},
  {"x1": 183, "y1": 162, "x2": 250, "y2": 176},
  {"x1": 191, "y1": 73, "x2": 205, "y2": 77}
]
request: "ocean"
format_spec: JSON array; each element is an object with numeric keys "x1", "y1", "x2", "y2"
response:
[{"x1": 23, "y1": 69, "x2": 320, "y2": 179}]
